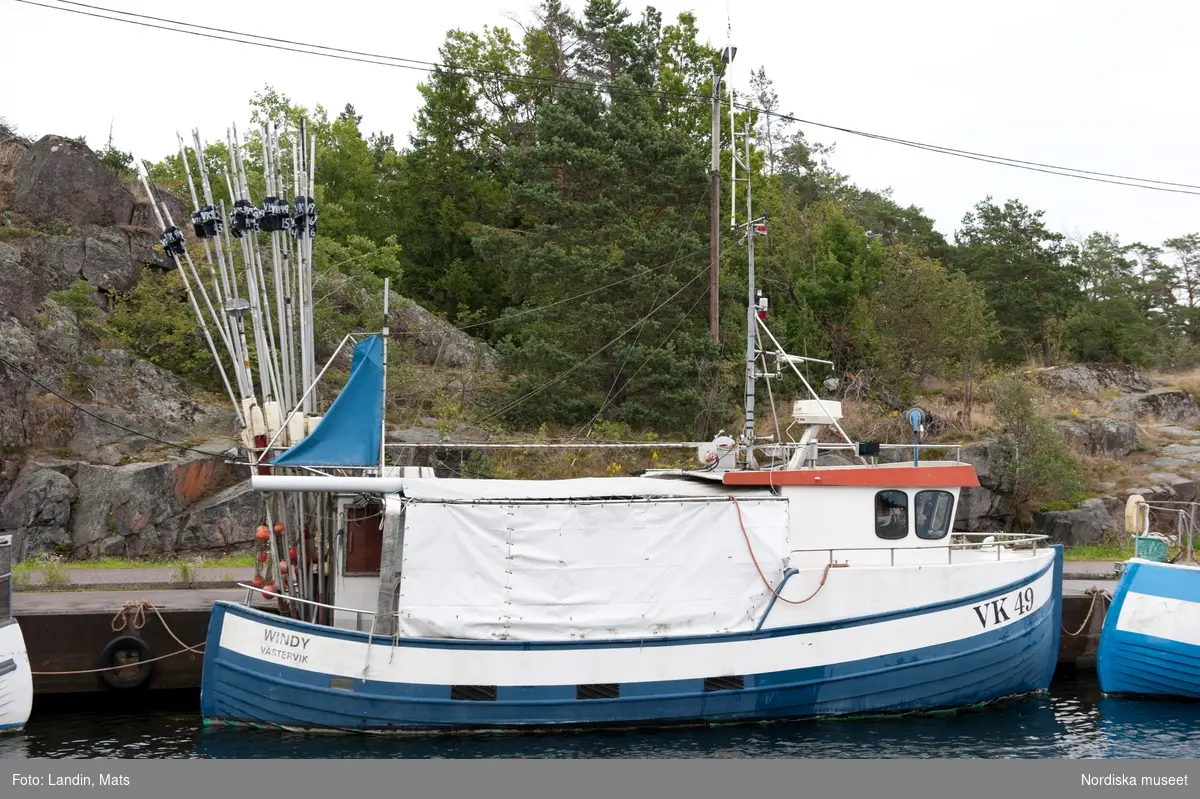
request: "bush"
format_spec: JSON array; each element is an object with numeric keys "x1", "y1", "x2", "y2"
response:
[
  {"x1": 108, "y1": 271, "x2": 219, "y2": 389},
  {"x1": 990, "y1": 374, "x2": 1085, "y2": 524}
]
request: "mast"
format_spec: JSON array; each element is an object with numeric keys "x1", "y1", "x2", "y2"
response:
[
  {"x1": 380, "y1": 278, "x2": 390, "y2": 473},
  {"x1": 729, "y1": 90, "x2": 765, "y2": 465},
  {"x1": 742, "y1": 118, "x2": 756, "y2": 456}
]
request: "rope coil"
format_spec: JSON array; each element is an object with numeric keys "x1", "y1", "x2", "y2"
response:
[{"x1": 31, "y1": 599, "x2": 205, "y2": 676}]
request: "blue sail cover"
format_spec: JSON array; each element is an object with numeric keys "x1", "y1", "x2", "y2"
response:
[{"x1": 271, "y1": 334, "x2": 384, "y2": 467}]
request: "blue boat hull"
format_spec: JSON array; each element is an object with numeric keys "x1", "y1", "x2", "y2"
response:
[
  {"x1": 200, "y1": 548, "x2": 1064, "y2": 734},
  {"x1": 1097, "y1": 559, "x2": 1200, "y2": 700}
]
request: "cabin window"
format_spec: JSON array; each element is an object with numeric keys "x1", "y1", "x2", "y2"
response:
[
  {"x1": 874, "y1": 490, "x2": 908, "y2": 540},
  {"x1": 344, "y1": 502, "x2": 384, "y2": 575},
  {"x1": 915, "y1": 490, "x2": 955, "y2": 540}
]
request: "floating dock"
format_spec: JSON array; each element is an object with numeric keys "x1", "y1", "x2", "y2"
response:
[{"x1": 12, "y1": 563, "x2": 1118, "y2": 695}]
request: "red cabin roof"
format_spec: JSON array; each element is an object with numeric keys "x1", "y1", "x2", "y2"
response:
[{"x1": 722, "y1": 463, "x2": 980, "y2": 488}]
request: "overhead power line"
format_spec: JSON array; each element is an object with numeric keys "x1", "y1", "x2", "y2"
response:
[{"x1": 13, "y1": 0, "x2": 1200, "y2": 196}]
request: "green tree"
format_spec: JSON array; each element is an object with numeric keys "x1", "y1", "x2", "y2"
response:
[
  {"x1": 1062, "y1": 232, "x2": 1152, "y2": 365},
  {"x1": 953, "y1": 198, "x2": 1081, "y2": 365},
  {"x1": 473, "y1": 78, "x2": 714, "y2": 434},
  {"x1": 870, "y1": 252, "x2": 997, "y2": 407}
]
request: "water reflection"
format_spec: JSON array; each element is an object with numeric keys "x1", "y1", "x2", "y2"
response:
[{"x1": 1, "y1": 675, "x2": 1198, "y2": 759}]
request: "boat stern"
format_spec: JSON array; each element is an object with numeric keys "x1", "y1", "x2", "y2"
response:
[
  {"x1": 0, "y1": 619, "x2": 33, "y2": 734},
  {"x1": 1097, "y1": 558, "x2": 1200, "y2": 699}
]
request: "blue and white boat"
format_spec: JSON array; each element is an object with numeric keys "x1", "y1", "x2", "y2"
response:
[
  {"x1": 154, "y1": 113, "x2": 1064, "y2": 735},
  {"x1": 196, "y1": 317, "x2": 1064, "y2": 733},
  {"x1": 0, "y1": 535, "x2": 33, "y2": 734},
  {"x1": 1097, "y1": 497, "x2": 1200, "y2": 700},
  {"x1": 198, "y1": 376, "x2": 1064, "y2": 733}
]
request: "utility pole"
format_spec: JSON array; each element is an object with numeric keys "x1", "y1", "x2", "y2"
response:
[{"x1": 710, "y1": 45, "x2": 736, "y2": 342}]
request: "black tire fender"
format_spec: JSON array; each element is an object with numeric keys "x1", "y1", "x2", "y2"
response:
[{"x1": 98, "y1": 635, "x2": 154, "y2": 690}]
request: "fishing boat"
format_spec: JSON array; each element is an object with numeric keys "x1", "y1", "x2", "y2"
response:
[
  {"x1": 139, "y1": 111, "x2": 1065, "y2": 735},
  {"x1": 1097, "y1": 496, "x2": 1200, "y2": 700},
  {"x1": 0, "y1": 534, "x2": 33, "y2": 733},
  {"x1": 126, "y1": 93, "x2": 1065, "y2": 733},
  {"x1": 198, "y1": 415, "x2": 1063, "y2": 733}
]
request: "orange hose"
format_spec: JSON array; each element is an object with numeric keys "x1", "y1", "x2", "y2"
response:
[{"x1": 729, "y1": 495, "x2": 845, "y2": 605}]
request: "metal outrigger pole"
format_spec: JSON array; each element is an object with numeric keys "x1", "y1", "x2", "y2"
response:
[{"x1": 136, "y1": 162, "x2": 245, "y2": 430}]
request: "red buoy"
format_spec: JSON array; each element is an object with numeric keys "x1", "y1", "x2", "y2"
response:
[
  {"x1": 257, "y1": 551, "x2": 269, "y2": 563},
  {"x1": 255, "y1": 525, "x2": 270, "y2": 541},
  {"x1": 252, "y1": 575, "x2": 265, "y2": 588},
  {"x1": 262, "y1": 581, "x2": 276, "y2": 599},
  {"x1": 288, "y1": 546, "x2": 297, "y2": 562},
  {"x1": 273, "y1": 521, "x2": 285, "y2": 535},
  {"x1": 279, "y1": 562, "x2": 288, "y2": 574}
]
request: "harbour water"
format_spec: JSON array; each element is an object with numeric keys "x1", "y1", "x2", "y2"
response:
[{"x1": 1, "y1": 674, "x2": 1198, "y2": 759}]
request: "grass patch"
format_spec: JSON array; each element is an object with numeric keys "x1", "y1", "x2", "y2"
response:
[
  {"x1": 1063, "y1": 544, "x2": 1130, "y2": 562},
  {"x1": 14, "y1": 553, "x2": 69, "y2": 585},
  {"x1": 17, "y1": 554, "x2": 255, "y2": 570},
  {"x1": 0, "y1": 226, "x2": 41, "y2": 241}
]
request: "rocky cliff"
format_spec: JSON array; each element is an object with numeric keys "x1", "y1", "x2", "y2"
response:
[
  {"x1": 0, "y1": 130, "x2": 498, "y2": 561},
  {"x1": 963, "y1": 362, "x2": 1200, "y2": 547}
]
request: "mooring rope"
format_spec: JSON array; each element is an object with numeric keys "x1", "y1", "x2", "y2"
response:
[
  {"x1": 29, "y1": 599, "x2": 206, "y2": 676},
  {"x1": 1061, "y1": 586, "x2": 1112, "y2": 637}
]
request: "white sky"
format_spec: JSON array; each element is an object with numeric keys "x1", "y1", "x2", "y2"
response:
[{"x1": 3, "y1": 0, "x2": 1199, "y2": 250}]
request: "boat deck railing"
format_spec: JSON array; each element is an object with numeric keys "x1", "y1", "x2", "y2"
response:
[
  {"x1": 377, "y1": 440, "x2": 966, "y2": 464},
  {"x1": 788, "y1": 531, "x2": 1048, "y2": 567},
  {"x1": 0, "y1": 535, "x2": 12, "y2": 623},
  {"x1": 804, "y1": 442, "x2": 963, "y2": 461},
  {"x1": 237, "y1": 582, "x2": 393, "y2": 635},
  {"x1": 1129, "y1": 499, "x2": 1198, "y2": 564}
]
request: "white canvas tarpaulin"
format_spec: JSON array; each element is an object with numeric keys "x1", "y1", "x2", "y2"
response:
[{"x1": 394, "y1": 496, "x2": 791, "y2": 641}]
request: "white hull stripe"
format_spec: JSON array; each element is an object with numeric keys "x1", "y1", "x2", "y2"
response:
[
  {"x1": 1115, "y1": 591, "x2": 1200, "y2": 649},
  {"x1": 216, "y1": 565, "x2": 1055, "y2": 687}
]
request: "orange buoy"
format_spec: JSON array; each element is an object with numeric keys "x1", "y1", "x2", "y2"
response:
[
  {"x1": 255, "y1": 525, "x2": 270, "y2": 541},
  {"x1": 273, "y1": 521, "x2": 285, "y2": 535}
]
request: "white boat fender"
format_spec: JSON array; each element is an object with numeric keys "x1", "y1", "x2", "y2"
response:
[{"x1": 98, "y1": 635, "x2": 154, "y2": 691}]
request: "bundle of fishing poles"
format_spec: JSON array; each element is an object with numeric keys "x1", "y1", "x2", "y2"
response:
[{"x1": 136, "y1": 119, "x2": 336, "y2": 621}]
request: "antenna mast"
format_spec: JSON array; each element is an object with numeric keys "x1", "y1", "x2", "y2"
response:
[{"x1": 729, "y1": 88, "x2": 766, "y2": 466}]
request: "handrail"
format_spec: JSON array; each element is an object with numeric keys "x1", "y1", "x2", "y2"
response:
[
  {"x1": 788, "y1": 532, "x2": 1047, "y2": 556},
  {"x1": 788, "y1": 532, "x2": 1046, "y2": 566},
  {"x1": 237, "y1": 583, "x2": 387, "y2": 619},
  {"x1": 813, "y1": 443, "x2": 965, "y2": 451},
  {"x1": 0, "y1": 538, "x2": 11, "y2": 622},
  {"x1": 380, "y1": 441, "x2": 967, "y2": 454},
  {"x1": 1130, "y1": 500, "x2": 1198, "y2": 564}
]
